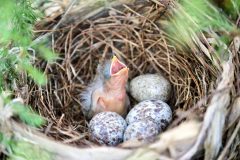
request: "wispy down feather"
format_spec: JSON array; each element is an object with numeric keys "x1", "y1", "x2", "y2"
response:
[{"x1": 80, "y1": 60, "x2": 111, "y2": 119}]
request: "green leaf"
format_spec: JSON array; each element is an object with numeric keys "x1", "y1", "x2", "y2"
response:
[
  {"x1": 8, "y1": 140, "x2": 52, "y2": 160},
  {"x1": 12, "y1": 0, "x2": 38, "y2": 47},
  {"x1": 12, "y1": 102, "x2": 45, "y2": 127},
  {"x1": 0, "y1": 132, "x2": 13, "y2": 148},
  {"x1": 20, "y1": 59, "x2": 47, "y2": 85},
  {"x1": 38, "y1": 46, "x2": 58, "y2": 61},
  {"x1": 0, "y1": 1, "x2": 15, "y2": 44},
  {"x1": 167, "y1": 0, "x2": 235, "y2": 45},
  {"x1": 211, "y1": 0, "x2": 240, "y2": 19},
  {"x1": 0, "y1": 0, "x2": 52, "y2": 91},
  {"x1": 0, "y1": 0, "x2": 38, "y2": 47}
]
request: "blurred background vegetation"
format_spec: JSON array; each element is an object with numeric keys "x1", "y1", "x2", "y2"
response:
[{"x1": 0, "y1": 1, "x2": 54, "y2": 159}]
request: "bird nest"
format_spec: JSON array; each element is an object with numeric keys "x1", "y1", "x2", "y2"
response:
[{"x1": 8, "y1": 0, "x2": 240, "y2": 160}]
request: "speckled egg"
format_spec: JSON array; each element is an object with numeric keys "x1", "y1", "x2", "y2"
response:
[
  {"x1": 126, "y1": 100, "x2": 172, "y2": 130},
  {"x1": 130, "y1": 74, "x2": 171, "y2": 102},
  {"x1": 124, "y1": 120, "x2": 160, "y2": 142},
  {"x1": 89, "y1": 112, "x2": 127, "y2": 146}
]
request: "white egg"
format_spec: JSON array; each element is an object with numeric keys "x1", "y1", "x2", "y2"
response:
[
  {"x1": 130, "y1": 74, "x2": 171, "y2": 102},
  {"x1": 89, "y1": 112, "x2": 127, "y2": 146},
  {"x1": 126, "y1": 100, "x2": 172, "y2": 130},
  {"x1": 124, "y1": 120, "x2": 160, "y2": 142}
]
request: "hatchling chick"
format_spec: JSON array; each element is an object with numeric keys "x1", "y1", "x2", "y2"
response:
[{"x1": 81, "y1": 56, "x2": 130, "y2": 120}]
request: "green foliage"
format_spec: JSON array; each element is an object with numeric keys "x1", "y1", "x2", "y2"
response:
[
  {"x1": 19, "y1": 57, "x2": 47, "y2": 85},
  {"x1": 0, "y1": 132, "x2": 12, "y2": 147},
  {"x1": 0, "y1": 132, "x2": 52, "y2": 160},
  {"x1": 0, "y1": 1, "x2": 56, "y2": 159},
  {"x1": 1, "y1": 95, "x2": 45, "y2": 127},
  {"x1": 0, "y1": 0, "x2": 37, "y2": 47},
  {"x1": 8, "y1": 140, "x2": 52, "y2": 160},
  {"x1": 167, "y1": 0, "x2": 238, "y2": 47},
  {"x1": 0, "y1": 96, "x2": 46, "y2": 159},
  {"x1": 11, "y1": 102, "x2": 45, "y2": 127},
  {"x1": 0, "y1": 50, "x2": 17, "y2": 91},
  {"x1": 38, "y1": 46, "x2": 58, "y2": 62},
  {"x1": 0, "y1": 0, "x2": 57, "y2": 92},
  {"x1": 211, "y1": 0, "x2": 240, "y2": 20}
]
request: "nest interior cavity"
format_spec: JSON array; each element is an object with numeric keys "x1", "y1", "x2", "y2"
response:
[{"x1": 17, "y1": 1, "x2": 219, "y2": 147}]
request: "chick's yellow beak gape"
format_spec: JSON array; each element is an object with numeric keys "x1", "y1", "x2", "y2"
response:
[
  {"x1": 81, "y1": 56, "x2": 129, "y2": 120},
  {"x1": 110, "y1": 56, "x2": 128, "y2": 76}
]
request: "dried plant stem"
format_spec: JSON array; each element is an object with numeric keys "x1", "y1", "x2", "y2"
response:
[
  {"x1": 31, "y1": 0, "x2": 77, "y2": 46},
  {"x1": 9, "y1": 120, "x2": 132, "y2": 160},
  {"x1": 217, "y1": 119, "x2": 240, "y2": 160},
  {"x1": 180, "y1": 57, "x2": 234, "y2": 160}
]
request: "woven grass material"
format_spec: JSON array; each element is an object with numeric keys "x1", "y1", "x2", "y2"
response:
[{"x1": 10, "y1": 0, "x2": 240, "y2": 159}]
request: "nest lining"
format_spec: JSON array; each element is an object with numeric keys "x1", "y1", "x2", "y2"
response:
[{"x1": 19, "y1": 1, "x2": 218, "y2": 146}]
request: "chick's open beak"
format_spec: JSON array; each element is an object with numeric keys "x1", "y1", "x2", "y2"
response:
[
  {"x1": 110, "y1": 56, "x2": 128, "y2": 77},
  {"x1": 96, "y1": 56, "x2": 129, "y2": 116}
]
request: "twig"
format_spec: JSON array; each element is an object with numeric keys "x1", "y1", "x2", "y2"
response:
[
  {"x1": 10, "y1": 120, "x2": 132, "y2": 160},
  {"x1": 179, "y1": 57, "x2": 234, "y2": 160},
  {"x1": 217, "y1": 118, "x2": 240, "y2": 160},
  {"x1": 31, "y1": 0, "x2": 77, "y2": 47}
]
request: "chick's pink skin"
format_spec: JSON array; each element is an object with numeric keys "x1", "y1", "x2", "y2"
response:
[{"x1": 92, "y1": 57, "x2": 129, "y2": 117}]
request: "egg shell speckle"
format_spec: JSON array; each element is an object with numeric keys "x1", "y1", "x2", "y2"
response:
[
  {"x1": 124, "y1": 120, "x2": 160, "y2": 142},
  {"x1": 89, "y1": 112, "x2": 127, "y2": 146},
  {"x1": 130, "y1": 74, "x2": 171, "y2": 102},
  {"x1": 126, "y1": 100, "x2": 172, "y2": 130}
]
